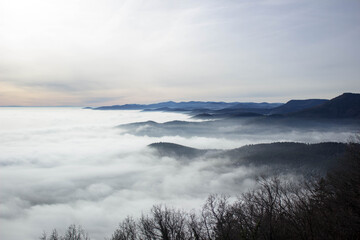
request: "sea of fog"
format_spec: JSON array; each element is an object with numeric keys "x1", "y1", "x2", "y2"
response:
[{"x1": 0, "y1": 107, "x2": 356, "y2": 240}]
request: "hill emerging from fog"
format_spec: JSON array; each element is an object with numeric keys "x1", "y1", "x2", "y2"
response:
[{"x1": 149, "y1": 142, "x2": 348, "y2": 174}]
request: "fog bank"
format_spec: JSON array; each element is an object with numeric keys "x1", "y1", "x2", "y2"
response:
[{"x1": 0, "y1": 108, "x2": 357, "y2": 240}]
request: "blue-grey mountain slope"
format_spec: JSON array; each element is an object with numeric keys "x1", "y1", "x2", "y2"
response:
[
  {"x1": 290, "y1": 93, "x2": 360, "y2": 119},
  {"x1": 94, "y1": 101, "x2": 282, "y2": 111},
  {"x1": 94, "y1": 93, "x2": 360, "y2": 120},
  {"x1": 269, "y1": 99, "x2": 328, "y2": 115}
]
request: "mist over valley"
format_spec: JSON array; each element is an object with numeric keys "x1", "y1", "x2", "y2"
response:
[
  {"x1": 1, "y1": 0, "x2": 360, "y2": 238},
  {"x1": 1, "y1": 93, "x2": 360, "y2": 239}
]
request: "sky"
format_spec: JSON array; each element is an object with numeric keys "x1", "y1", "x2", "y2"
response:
[{"x1": 0, "y1": 0, "x2": 359, "y2": 106}]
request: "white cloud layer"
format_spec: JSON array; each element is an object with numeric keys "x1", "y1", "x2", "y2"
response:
[{"x1": 0, "y1": 108, "x2": 357, "y2": 239}]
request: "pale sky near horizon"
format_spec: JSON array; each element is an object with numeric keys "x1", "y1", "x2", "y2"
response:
[{"x1": 0, "y1": 0, "x2": 359, "y2": 106}]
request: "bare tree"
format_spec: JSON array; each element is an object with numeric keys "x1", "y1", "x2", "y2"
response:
[
  {"x1": 111, "y1": 217, "x2": 138, "y2": 240},
  {"x1": 138, "y1": 205, "x2": 189, "y2": 240},
  {"x1": 40, "y1": 225, "x2": 90, "y2": 240},
  {"x1": 63, "y1": 225, "x2": 90, "y2": 240},
  {"x1": 201, "y1": 194, "x2": 237, "y2": 240},
  {"x1": 188, "y1": 212, "x2": 207, "y2": 240}
]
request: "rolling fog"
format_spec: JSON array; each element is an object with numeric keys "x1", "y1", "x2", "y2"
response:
[{"x1": 0, "y1": 108, "x2": 357, "y2": 240}]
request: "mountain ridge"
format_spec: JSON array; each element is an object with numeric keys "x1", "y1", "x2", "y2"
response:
[
  {"x1": 94, "y1": 93, "x2": 360, "y2": 120},
  {"x1": 93, "y1": 101, "x2": 283, "y2": 111},
  {"x1": 289, "y1": 93, "x2": 360, "y2": 119},
  {"x1": 269, "y1": 99, "x2": 329, "y2": 115}
]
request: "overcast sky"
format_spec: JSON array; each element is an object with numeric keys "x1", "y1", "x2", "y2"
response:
[{"x1": 0, "y1": 0, "x2": 359, "y2": 106}]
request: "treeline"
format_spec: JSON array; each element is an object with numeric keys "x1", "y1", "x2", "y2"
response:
[
  {"x1": 40, "y1": 142, "x2": 360, "y2": 240},
  {"x1": 224, "y1": 142, "x2": 347, "y2": 171}
]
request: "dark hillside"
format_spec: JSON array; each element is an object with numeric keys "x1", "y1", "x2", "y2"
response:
[
  {"x1": 225, "y1": 142, "x2": 346, "y2": 169},
  {"x1": 148, "y1": 142, "x2": 207, "y2": 158},
  {"x1": 149, "y1": 142, "x2": 347, "y2": 173},
  {"x1": 269, "y1": 99, "x2": 328, "y2": 115},
  {"x1": 290, "y1": 93, "x2": 360, "y2": 118}
]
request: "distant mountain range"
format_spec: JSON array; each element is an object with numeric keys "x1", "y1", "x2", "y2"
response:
[
  {"x1": 193, "y1": 93, "x2": 360, "y2": 119},
  {"x1": 93, "y1": 101, "x2": 282, "y2": 111},
  {"x1": 92, "y1": 93, "x2": 360, "y2": 119}
]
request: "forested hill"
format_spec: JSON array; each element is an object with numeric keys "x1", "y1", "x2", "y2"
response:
[
  {"x1": 149, "y1": 142, "x2": 347, "y2": 173},
  {"x1": 225, "y1": 142, "x2": 346, "y2": 167},
  {"x1": 148, "y1": 142, "x2": 208, "y2": 158}
]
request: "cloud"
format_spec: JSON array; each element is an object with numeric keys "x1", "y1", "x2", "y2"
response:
[
  {"x1": 1, "y1": 108, "x2": 358, "y2": 239},
  {"x1": 0, "y1": 109, "x2": 255, "y2": 239}
]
